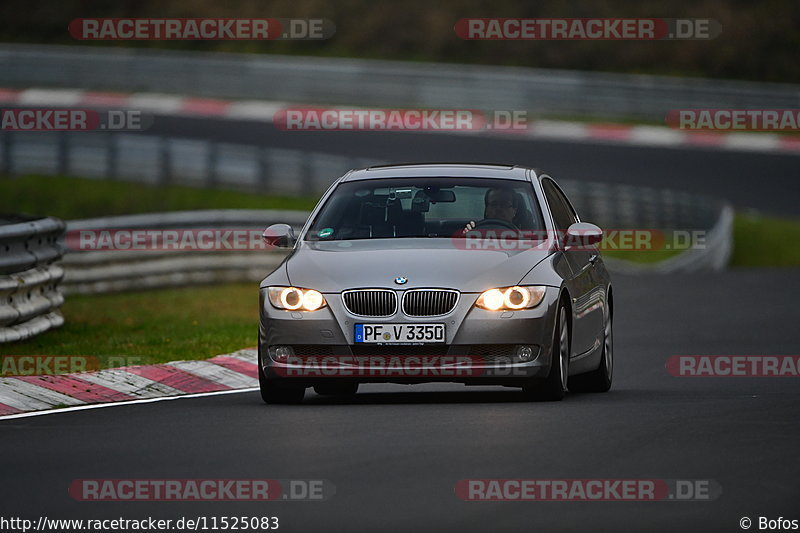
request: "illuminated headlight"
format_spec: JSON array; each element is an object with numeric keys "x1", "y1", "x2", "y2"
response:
[
  {"x1": 267, "y1": 287, "x2": 327, "y2": 311},
  {"x1": 475, "y1": 286, "x2": 546, "y2": 311}
]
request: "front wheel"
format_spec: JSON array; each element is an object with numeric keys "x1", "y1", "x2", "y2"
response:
[
  {"x1": 258, "y1": 353, "x2": 305, "y2": 404},
  {"x1": 523, "y1": 305, "x2": 569, "y2": 401},
  {"x1": 569, "y1": 305, "x2": 613, "y2": 393}
]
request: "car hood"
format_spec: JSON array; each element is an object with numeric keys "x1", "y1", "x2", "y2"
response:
[{"x1": 284, "y1": 238, "x2": 553, "y2": 292}]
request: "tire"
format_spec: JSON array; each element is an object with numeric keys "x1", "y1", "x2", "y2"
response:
[
  {"x1": 313, "y1": 382, "x2": 359, "y2": 396},
  {"x1": 523, "y1": 304, "x2": 569, "y2": 401},
  {"x1": 568, "y1": 304, "x2": 613, "y2": 393},
  {"x1": 258, "y1": 352, "x2": 305, "y2": 404}
]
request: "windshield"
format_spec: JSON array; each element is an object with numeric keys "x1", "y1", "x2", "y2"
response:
[{"x1": 305, "y1": 177, "x2": 545, "y2": 241}]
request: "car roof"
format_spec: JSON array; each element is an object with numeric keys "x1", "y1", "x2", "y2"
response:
[{"x1": 341, "y1": 163, "x2": 535, "y2": 182}]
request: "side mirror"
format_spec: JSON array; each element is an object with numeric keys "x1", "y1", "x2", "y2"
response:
[
  {"x1": 262, "y1": 223, "x2": 295, "y2": 248},
  {"x1": 565, "y1": 222, "x2": 603, "y2": 249}
]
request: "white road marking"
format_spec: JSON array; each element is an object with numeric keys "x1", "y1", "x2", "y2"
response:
[
  {"x1": 628, "y1": 126, "x2": 686, "y2": 146},
  {"x1": 227, "y1": 100, "x2": 286, "y2": 122},
  {"x1": 126, "y1": 92, "x2": 184, "y2": 113},
  {"x1": 0, "y1": 387, "x2": 259, "y2": 421},
  {"x1": 723, "y1": 133, "x2": 781, "y2": 151},
  {"x1": 17, "y1": 88, "x2": 85, "y2": 106}
]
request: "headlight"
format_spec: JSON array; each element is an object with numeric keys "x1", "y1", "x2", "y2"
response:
[
  {"x1": 267, "y1": 287, "x2": 327, "y2": 311},
  {"x1": 475, "y1": 286, "x2": 546, "y2": 311}
]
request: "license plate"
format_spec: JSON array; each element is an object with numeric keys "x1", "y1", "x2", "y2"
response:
[{"x1": 355, "y1": 323, "x2": 445, "y2": 344}]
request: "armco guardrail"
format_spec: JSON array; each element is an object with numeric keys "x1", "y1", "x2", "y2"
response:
[
  {"x1": 558, "y1": 181, "x2": 733, "y2": 273},
  {"x1": 60, "y1": 197, "x2": 732, "y2": 295},
  {"x1": 61, "y1": 210, "x2": 306, "y2": 294},
  {"x1": 0, "y1": 215, "x2": 66, "y2": 343},
  {"x1": 1, "y1": 44, "x2": 799, "y2": 120}
]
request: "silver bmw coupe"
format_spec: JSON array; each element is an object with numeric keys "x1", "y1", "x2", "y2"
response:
[{"x1": 259, "y1": 163, "x2": 613, "y2": 403}]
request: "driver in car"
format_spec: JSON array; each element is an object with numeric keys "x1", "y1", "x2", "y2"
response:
[{"x1": 462, "y1": 187, "x2": 519, "y2": 234}]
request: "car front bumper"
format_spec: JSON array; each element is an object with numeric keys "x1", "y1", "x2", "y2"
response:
[{"x1": 259, "y1": 286, "x2": 561, "y2": 385}]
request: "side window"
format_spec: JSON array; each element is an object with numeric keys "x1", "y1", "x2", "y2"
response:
[
  {"x1": 542, "y1": 179, "x2": 577, "y2": 230},
  {"x1": 557, "y1": 188, "x2": 579, "y2": 224}
]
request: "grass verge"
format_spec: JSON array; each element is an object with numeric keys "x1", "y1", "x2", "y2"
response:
[
  {"x1": 0, "y1": 174, "x2": 317, "y2": 219},
  {"x1": 730, "y1": 213, "x2": 800, "y2": 267},
  {"x1": 1, "y1": 283, "x2": 258, "y2": 371}
]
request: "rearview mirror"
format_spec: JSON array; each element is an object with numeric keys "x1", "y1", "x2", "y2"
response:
[
  {"x1": 423, "y1": 188, "x2": 456, "y2": 203},
  {"x1": 565, "y1": 222, "x2": 603, "y2": 248},
  {"x1": 262, "y1": 223, "x2": 295, "y2": 248}
]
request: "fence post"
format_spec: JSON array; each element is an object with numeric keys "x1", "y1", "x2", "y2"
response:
[
  {"x1": 107, "y1": 133, "x2": 118, "y2": 180},
  {"x1": 206, "y1": 141, "x2": 218, "y2": 188},
  {"x1": 56, "y1": 132, "x2": 70, "y2": 176},
  {"x1": 1, "y1": 131, "x2": 11, "y2": 175},
  {"x1": 258, "y1": 147, "x2": 271, "y2": 191},
  {"x1": 159, "y1": 137, "x2": 171, "y2": 185},
  {"x1": 300, "y1": 152, "x2": 314, "y2": 192}
]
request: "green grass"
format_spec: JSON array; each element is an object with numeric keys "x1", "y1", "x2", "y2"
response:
[
  {"x1": 601, "y1": 248, "x2": 682, "y2": 264},
  {"x1": 600, "y1": 232, "x2": 685, "y2": 264},
  {"x1": 602, "y1": 214, "x2": 800, "y2": 267},
  {"x1": 0, "y1": 174, "x2": 316, "y2": 219},
  {"x1": 730, "y1": 213, "x2": 800, "y2": 267},
  {"x1": 0, "y1": 283, "x2": 258, "y2": 371}
]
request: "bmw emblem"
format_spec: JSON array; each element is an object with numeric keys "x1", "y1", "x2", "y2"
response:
[{"x1": 394, "y1": 276, "x2": 408, "y2": 285}]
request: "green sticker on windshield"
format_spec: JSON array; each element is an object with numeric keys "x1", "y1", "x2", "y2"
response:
[{"x1": 318, "y1": 228, "x2": 334, "y2": 238}]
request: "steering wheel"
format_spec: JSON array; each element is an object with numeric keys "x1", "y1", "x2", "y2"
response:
[{"x1": 474, "y1": 218, "x2": 519, "y2": 231}]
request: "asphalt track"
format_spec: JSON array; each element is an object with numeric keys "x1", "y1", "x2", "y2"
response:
[
  {"x1": 2, "y1": 269, "x2": 799, "y2": 532},
  {"x1": 147, "y1": 115, "x2": 800, "y2": 216}
]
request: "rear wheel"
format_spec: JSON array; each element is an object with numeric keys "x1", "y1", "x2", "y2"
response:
[
  {"x1": 258, "y1": 352, "x2": 305, "y2": 404},
  {"x1": 569, "y1": 304, "x2": 613, "y2": 393},
  {"x1": 523, "y1": 305, "x2": 569, "y2": 401}
]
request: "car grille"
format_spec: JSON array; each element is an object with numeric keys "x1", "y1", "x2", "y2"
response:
[
  {"x1": 342, "y1": 289, "x2": 397, "y2": 317},
  {"x1": 402, "y1": 289, "x2": 459, "y2": 316}
]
